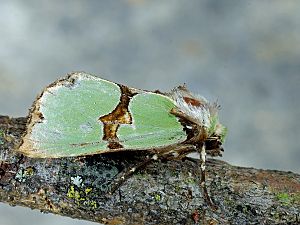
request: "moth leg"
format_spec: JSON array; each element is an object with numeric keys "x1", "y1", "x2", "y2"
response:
[
  {"x1": 167, "y1": 144, "x2": 218, "y2": 210},
  {"x1": 108, "y1": 154, "x2": 157, "y2": 195},
  {"x1": 199, "y1": 143, "x2": 218, "y2": 210},
  {"x1": 108, "y1": 145, "x2": 195, "y2": 195},
  {"x1": 165, "y1": 144, "x2": 196, "y2": 160}
]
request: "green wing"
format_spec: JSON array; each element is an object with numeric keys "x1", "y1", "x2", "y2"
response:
[
  {"x1": 118, "y1": 93, "x2": 186, "y2": 149},
  {"x1": 19, "y1": 73, "x2": 186, "y2": 158}
]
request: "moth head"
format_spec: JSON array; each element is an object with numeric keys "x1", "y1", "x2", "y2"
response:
[{"x1": 168, "y1": 85, "x2": 227, "y2": 143}]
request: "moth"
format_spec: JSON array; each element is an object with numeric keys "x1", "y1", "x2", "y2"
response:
[{"x1": 18, "y1": 72, "x2": 227, "y2": 209}]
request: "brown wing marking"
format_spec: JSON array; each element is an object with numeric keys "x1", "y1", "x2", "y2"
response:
[{"x1": 99, "y1": 85, "x2": 136, "y2": 149}]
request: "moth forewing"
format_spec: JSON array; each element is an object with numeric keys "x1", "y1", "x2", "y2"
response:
[{"x1": 18, "y1": 72, "x2": 188, "y2": 158}]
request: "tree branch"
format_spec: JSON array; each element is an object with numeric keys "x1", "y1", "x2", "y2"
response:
[{"x1": 0, "y1": 115, "x2": 299, "y2": 225}]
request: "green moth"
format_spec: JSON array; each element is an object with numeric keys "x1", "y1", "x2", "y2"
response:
[
  {"x1": 19, "y1": 72, "x2": 226, "y2": 157},
  {"x1": 18, "y1": 72, "x2": 227, "y2": 208}
]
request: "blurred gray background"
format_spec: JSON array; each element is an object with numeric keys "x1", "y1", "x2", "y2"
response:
[{"x1": 0, "y1": 1, "x2": 299, "y2": 224}]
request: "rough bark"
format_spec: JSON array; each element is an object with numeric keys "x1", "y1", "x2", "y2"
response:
[{"x1": 0, "y1": 115, "x2": 299, "y2": 225}]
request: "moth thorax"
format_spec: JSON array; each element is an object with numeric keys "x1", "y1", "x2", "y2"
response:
[{"x1": 170, "y1": 91, "x2": 211, "y2": 128}]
